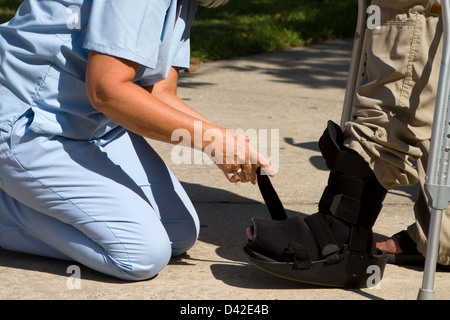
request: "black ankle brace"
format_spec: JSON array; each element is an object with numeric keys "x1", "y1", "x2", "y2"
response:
[{"x1": 318, "y1": 121, "x2": 387, "y2": 230}]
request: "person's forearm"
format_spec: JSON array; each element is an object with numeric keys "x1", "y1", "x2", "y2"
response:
[
  {"x1": 89, "y1": 80, "x2": 222, "y2": 151},
  {"x1": 149, "y1": 89, "x2": 215, "y2": 125},
  {"x1": 84, "y1": 52, "x2": 276, "y2": 182}
]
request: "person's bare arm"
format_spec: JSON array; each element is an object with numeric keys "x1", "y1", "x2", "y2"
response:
[
  {"x1": 86, "y1": 52, "x2": 213, "y2": 148},
  {"x1": 85, "y1": 51, "x2": 274, "y2": 183}
]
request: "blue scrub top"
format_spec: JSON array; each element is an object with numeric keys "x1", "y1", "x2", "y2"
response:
[{"x1": 0, "y1": 0, "x2": 198, "y2": 140}]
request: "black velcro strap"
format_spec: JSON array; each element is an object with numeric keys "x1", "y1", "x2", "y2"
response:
[
  {"x1": 330, "y1": 193, "x2": 361, "y2": 225},
  {"x1": 305, "y1": 213, "x2": 340, "y2": 257},
  {"x1": 256, "y1": 167, "x2": 287, "y2": 221},
  {"x1": 321, "y1": 190, "x2": 383, "y2": 228},
  {"x1": 319, "y1": 171, "x2": 386, "y2": 228},
  {"x1": 327, "y1": 170, "x2": 366, "y2": 200},
  {"x1": 282, "y1": 241, "x2": 311, "y2": 270},
  {"x1": 319, "y1": 171, "x2": 365, "y2": 225}
]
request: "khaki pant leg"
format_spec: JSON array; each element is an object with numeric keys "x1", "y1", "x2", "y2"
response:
[
  {"x1": 343, "y1": 0, "x2": 450, "y2": 264},
  {"x1": 344, "y1": 0, "x2": 442, "y2": 190}
]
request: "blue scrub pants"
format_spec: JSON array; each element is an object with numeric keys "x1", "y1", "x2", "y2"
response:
[{"x1": 0, "y1": 111, "x2": 200, "y2": 281}]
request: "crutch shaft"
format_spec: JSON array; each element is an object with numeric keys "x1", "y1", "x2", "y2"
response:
[
  {"x1": 418, "y1": 209, "x2": 443, "y2": 300},
  {"x1": 340, "y1": 0, "x2": 367, "y2": 127}
]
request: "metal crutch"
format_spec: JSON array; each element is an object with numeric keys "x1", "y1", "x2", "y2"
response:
[
  {"x1": 340, "y1": 0, "x2": 367, "y2": 128},
  {"x1": 417, "y1": 0, "x2": 449, "y2": 301}
]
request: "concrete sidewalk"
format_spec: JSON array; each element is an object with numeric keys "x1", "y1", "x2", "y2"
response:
[{"x1": 1, "y1": 39, "x2": 449, "y2": 300}]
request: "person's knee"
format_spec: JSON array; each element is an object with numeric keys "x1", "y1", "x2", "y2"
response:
[
  {"x1": 171, "y1": 235, "x2": 197, "y2": 257},
  {"x1": 168, "y1": 219, "x2": 199, "y2": 257},
  {"x1": 106, "y1": 215, "x2": 199, "y2": 280},
  {"x1": 109, "y1": 238, "x2": 172, "y2": 281}
]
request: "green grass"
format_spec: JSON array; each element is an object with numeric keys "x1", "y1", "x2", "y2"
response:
[
  {"x1": 0, "y1": 0, "x2": 358, "y2": 62},
  {"x1": 0, "y1": 0, "x2": 21, "y2": 23},
  {"x1": 192, "y1": 0, "x2": 358, "y2": 61}
]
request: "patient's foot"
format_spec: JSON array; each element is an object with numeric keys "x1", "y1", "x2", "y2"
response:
[{"x1": 376, "y1": 238, "x2": 402, "y2": 254}]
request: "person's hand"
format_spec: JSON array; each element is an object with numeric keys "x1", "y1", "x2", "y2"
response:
[{"x1": 210, "y1": 129, "x2": 275, "y2": 184}]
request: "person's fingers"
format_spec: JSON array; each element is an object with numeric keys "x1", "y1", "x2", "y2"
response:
[
  {"x1": 228, "y1": 173, "x2": 240, "y2": 183},
  {"x1": 222, "y1": 165, "x2": 247, "y2": 183},
  {"x1": 241, "y1": 164, "x2": 256, "y2": 184},
  {"x1": 246, "y1": 142, "x2": 275, "y2": 178},
  {"x1": 253, "y1": 150, "x2": 274, "y2": 177},
  {"x1": 218, "y1": 130, "x2": 276, "y2": 183},
  {"x1": 259, "y1": 162, "x2": 275, "y2": 177}
]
